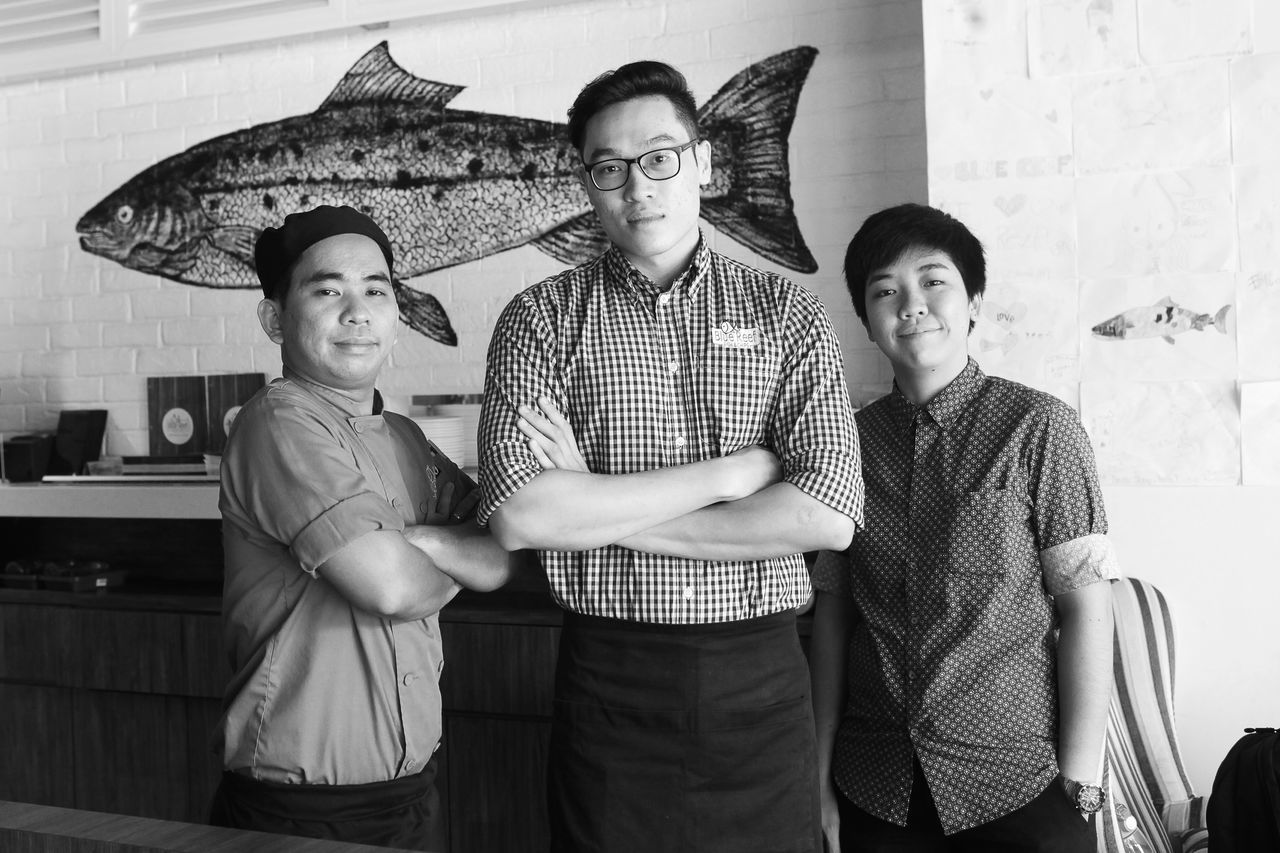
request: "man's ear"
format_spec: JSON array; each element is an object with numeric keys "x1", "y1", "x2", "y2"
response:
[
  {"x1": 862, "y1": 319, "x2": 876, "y2": 345},
  {"x1": 696, "y1": 138, "x2": 713, "y2": 186},
  {"x1": 257, "y1": 298, "x2": 285, "y2": 345}
]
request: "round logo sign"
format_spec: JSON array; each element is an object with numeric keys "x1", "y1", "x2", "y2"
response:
[{"x1": 161, "y1": 407, "x2": 195, "y2": 446}]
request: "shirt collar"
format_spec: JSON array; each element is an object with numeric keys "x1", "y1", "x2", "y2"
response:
[
  {"x1": 887, "y1": 357, "x2": 986, "y2": 433},
  {"x1": 281, "y1": 365, "x2": 384, "y2": 418},
  {"x1": 604, "y1": 232, "x2": 711, "y2": 301}
]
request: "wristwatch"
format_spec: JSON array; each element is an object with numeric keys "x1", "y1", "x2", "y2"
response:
[{"x1": 1059, "y1": 775, "x2": 1106, "y2": 816}]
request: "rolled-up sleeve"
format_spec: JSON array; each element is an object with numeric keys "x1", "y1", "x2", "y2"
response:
[
  {"x1": 476, "y1": 292, "x2": 565, "y2": 527},
  {"x1": 1027, "y1": 399, "x2": 1118, "y2": 595},
  {"x1": 220, "y1": 393, "x2": 403, "y2": 575},
  {"x1": 770, "y1": 286, "x2": 864, "y2": 528}
]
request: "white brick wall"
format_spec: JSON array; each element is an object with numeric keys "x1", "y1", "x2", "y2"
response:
[{"x1": 0, "y1": 0, "x2": 924, "y2": 449}]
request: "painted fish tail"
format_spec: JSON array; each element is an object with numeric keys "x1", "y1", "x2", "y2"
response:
[
  {"x1": 395, "y1": 280, "x2": 457, "y2": 346},
  {"x1": 1213, "y1": 304, "x2": 1233, "y2": 335},
  {"x1": 698, "y1": 47, "x2": 819, "y2": 274}
]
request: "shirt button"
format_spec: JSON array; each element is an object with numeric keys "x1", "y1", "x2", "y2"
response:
[
  {"x1": 404, "y1": 759, "x2": 416, "y2": 772},
  {"x1": 668, "y1": 359, "x2": 679, "y2": 374},
  {"x1": 674, "y1": 435, "x2": 686, "y2": 448},
  {"x1": 391, "y1": 497, "x2": 401, "y2": 509},
  {"x1": 402, "y1": 672, "x2": 418, "y2": 686},
  {"x1": 682, "y1": 585, "x2": 695, "y2": 601},
  {"x1": 658, "y1": 293, "x2": 671, "y2": 306},
  {"x1": 437, "y1": 659, "x2": 444, "y2": 674},
  {"x1": 419, "y1": 501, "x2": 429, "y2": 514}
]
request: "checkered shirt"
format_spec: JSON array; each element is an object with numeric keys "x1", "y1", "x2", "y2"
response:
[
  {"x1": 811, "y1": 359, "x2": 1118, "y2": 834},
  {"x1": 479, "y1": 238, "x2": 863, "y2": 624}
]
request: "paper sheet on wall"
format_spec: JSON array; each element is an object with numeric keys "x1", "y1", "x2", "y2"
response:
[
  {"x1": 1241, "y1": 382, "x2": 1280, "y2": 486},
  {"x1": 1077, "y1": 168, "x2": 1236, "y2": 278},
  {"x1": 1080, "y1": 380, "x2": 1239, "y2": 486},
  {"x1": 1135, "y1": 0, "x2": 1251, "y2": 65},
  {"x1": 924, "y1": 0, "x2": 1029, "y2": 85},
  {"x1": 1072, "y1": 64, "x2": 1229, "y2": 174},
  {"x1": 1235, "y1": 164, "x2": 1280, "y2": 270},
  {"x1": 1228, "y1": 54, "x2": 1280, "y2": 165},
  {"x1": 1079, "y1": 273, "x2": 1238, "y2": 381},
  {"x1": 1028, "y1": 0, "x2": 1138, "y2": 78},
  {"x1": 972, "y1": 277, "x2": 1080, "y2": 390},
  {"x1": 927, "y1": 77, "x2": 1072, "y2": 173},
  {"x1": 1237, "y1": 272, "x2": 1280, "y2": 382},
  {"x1": 931, "y1": 178, "x2": 1077, "y2": 281}
]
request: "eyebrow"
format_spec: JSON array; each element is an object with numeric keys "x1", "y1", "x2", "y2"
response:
[
  {"x1": 585, "y1": 132, "x2": 681, "y2": 162},
  {"x1": 867, "y1": 260, "x2": 953, "y2": 284},
  {"x1": 300, "y1": 269, "x2": 391, "y2": 285}
]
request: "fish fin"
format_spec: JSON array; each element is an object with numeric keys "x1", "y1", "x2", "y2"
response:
[
  {"x1": 208, "y1": 226, "x2": 260, "y2": 267},
  {"x1": 697, "y1": 47, "x2": 819, "y2": 274},
  {"x1": 1156, "y1": 295, "x2": 1176, "y2": 307},
  {"x1": 1214, "y1": 304, "x2": 1234, "y2": 335},
  {"x1": 395, "y1": 280, "x2": 457, "y2": 346},
  {"x1": 320, "y1": 42, "x2": 464, "y2": 112},
  {"x1": 531, "y1": 213, "x2": 611, "y2": 266}
]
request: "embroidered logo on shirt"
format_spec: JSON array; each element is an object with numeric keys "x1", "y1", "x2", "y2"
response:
[{"x1": 712, "y1": 322, "x2": 759, "y2": 349}]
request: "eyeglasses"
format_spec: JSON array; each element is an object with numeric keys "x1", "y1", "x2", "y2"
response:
[{"x1": 582, "y1": 139, "x2": 701, "y2": 191}]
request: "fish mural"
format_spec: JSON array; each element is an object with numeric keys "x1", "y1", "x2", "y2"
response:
[
  {"x1": 76, "y1": 42, "x2": 820, "y2": 346},
  {"x1": 1091, "y1": 297, "x2": 1233, "y2": 345}
]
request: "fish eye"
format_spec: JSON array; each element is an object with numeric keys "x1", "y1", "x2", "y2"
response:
[{"x1": 116, "y1": 205, "x2": 134, "y2": 225}]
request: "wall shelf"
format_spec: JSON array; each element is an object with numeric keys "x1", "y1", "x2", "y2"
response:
[{"x1": 0, "y1": 483, "x2": 219, "y2": 520}]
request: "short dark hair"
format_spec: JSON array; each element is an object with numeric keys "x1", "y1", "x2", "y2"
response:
[
  {"x1": 843, "y1": 203, "x2": 986, "y2": 324},
  {"x1": 567, "y1": 60, "x2": 700, "y2": 153}
]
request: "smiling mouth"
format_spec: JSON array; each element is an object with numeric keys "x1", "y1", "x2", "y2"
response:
[{"x1": 898, "y1": 327, "x2": 940, "y2": 338}]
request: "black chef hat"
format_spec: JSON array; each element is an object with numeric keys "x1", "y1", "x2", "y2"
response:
[{"x1": 254, "y1": 205, "x2": 395, "y2": 299}]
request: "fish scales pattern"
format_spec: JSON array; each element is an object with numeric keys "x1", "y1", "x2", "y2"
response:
[{"x1": 77, "y1": 42, "x2": 821, "y2": 345}]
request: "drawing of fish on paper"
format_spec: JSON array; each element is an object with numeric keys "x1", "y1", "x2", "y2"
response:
[
  {"x1": 1091, "y1": 297, "x2": 1233, "y2": 345},
  {"x1": 76, "y1": 42, "x2": 820, "y2": 346}
]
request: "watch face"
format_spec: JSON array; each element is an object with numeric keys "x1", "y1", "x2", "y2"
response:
[{"x1": 1078, "y1": 784, "x2": 1106, "y2": 814}]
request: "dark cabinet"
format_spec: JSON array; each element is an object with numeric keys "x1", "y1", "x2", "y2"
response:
[{"x1": 0, "y1": 601, "x2": 225, "y2": 824}]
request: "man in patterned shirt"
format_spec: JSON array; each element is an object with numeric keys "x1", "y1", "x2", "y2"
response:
[
  {"x1": 477, "y1": 61, "x2": 863, "y2": 852},
  {"x1": 810, "y1": 203, "x2": 1116, "y2": 853}
]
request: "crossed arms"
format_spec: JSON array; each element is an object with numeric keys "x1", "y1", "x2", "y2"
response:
[
  {"x1": 487, "y1": 398, "x2": 857, "y2": 560},
  {"x1": 319, "y1": 483, "x2": 511, "y2": 624}
]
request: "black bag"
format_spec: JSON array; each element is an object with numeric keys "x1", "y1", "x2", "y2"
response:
[{"x1": 1207, "y1": 727, "x2": 1280, "y2": 853}]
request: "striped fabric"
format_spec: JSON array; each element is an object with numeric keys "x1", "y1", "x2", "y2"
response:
[{"x1": 1095, "y1": 578, "x2": 1210, "y2": 853}]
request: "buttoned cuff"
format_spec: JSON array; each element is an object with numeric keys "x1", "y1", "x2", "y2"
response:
[
  {"x1": 1040, "y1": 533, "x2": 1119, "y2": 596},
  {"x1": 292, "y1": 491, "x2": 405, "y2": 576}
]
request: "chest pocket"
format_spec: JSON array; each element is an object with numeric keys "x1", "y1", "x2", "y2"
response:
[
  {"x1": 694, "y1": 335, "x2": 781, "y2": 454},
  {"x1": 941, "y1": 488, "x2": 1032, "y2": 575}
]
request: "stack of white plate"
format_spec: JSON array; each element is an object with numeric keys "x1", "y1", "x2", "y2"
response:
[
  {"x1": 432, "y1": 403, "x2": 482, "y2": 468},
  {"x1": 411, "y1": 416, "x2": 466, "y2": 462}
]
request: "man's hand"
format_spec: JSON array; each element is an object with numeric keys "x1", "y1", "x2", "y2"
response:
[
  {"x1": 518, "y1": 396, "x2": 589, "y2": 473},
  {"x1": 819, "y1": 781, "x2": 842, "y2": 853},
  {"x1": 518, "y1": 396, "x2": 781, "y2": 503}
]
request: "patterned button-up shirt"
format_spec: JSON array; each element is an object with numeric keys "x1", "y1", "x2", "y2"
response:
[
  {"x1": 479, "y1": 237, "x2": 863, "y2": 624},
  {"x1": 812, "y1": 359, "x2": 1117, "y2": 834}
]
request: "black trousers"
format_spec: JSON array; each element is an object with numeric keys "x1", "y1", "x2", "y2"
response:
[
  {"x1": 548, "y1": 610, "x2": 822, "y2": 853},
  {"x1": 838, "y1": 758, "x2": 1094, "y2": 853},
  {"x1": 208, "y1": 756, "x2": 444, "y2": 852}
]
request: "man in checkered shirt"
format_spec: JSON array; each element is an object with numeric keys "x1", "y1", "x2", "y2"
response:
[{"x1": 477, "y1": 60, "x2": 863, "y2": 852}]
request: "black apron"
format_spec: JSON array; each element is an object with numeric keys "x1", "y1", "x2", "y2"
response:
[
  {"x1": 209, "y1": 754, "x2": 443, "y2": 851},
  {"x1": 548, "y1": 610, "x2": 821, "y2": 853}
]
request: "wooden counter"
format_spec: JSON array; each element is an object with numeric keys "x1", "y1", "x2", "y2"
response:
[{"x1": 0, "y1": 799, "x2": 419, "y2": 852}]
